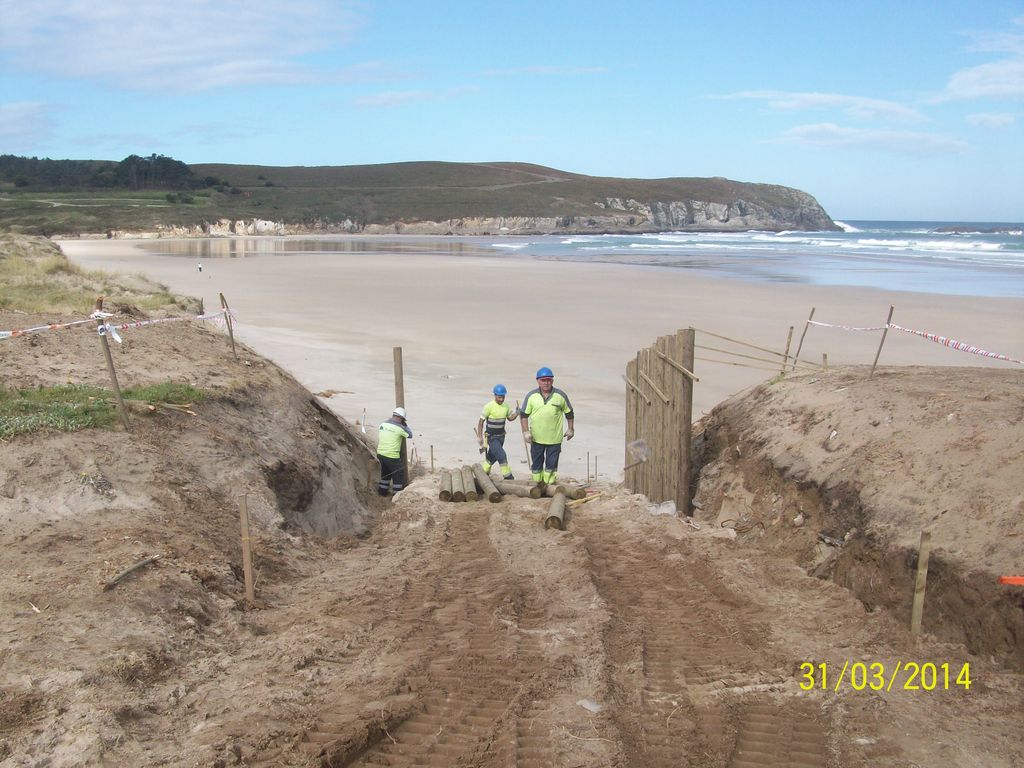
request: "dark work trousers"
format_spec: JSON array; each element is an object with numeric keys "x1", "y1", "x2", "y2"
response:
[
  {"x1": 530, "y1": 442, "x2": 561, "y2": 475},
  {"x1": 485, "y1": 434, "x2": 508, "y2": 466},
  {"x1": 377, "y1": 454, "x2": 406, "y2": 495}
]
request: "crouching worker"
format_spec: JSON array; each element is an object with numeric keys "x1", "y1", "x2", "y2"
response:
[
  {"x1": 476, "y1": 384, "x2": 519, "y2": 480},
  {"x1": 377, "y1": 407, "x2": 412, "y2": 496}
]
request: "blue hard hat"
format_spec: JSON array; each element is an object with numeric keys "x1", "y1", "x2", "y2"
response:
[
  {"x1": 535, "y1": 366, "x2": 554, "y2": 379},
  {"x1": 493, "y1": 384, "x2": 507, "y2": 396}
]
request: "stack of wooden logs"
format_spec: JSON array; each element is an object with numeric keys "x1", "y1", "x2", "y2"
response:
[{"x1": 437, "y1": 466, "x2": 587, "y2": 531}]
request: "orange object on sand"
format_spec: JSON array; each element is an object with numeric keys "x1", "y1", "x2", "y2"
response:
[{"x1": 998, "y1": 576, "x2": 1024, "y2": 586}]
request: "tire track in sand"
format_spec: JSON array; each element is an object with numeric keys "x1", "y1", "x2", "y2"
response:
[{"x1": 580, "y1": 517, "x2": 830, "y2": 767}]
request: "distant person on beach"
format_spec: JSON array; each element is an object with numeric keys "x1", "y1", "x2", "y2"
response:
[
  {"x1": 377, "y1": 407, "x2": 412, "y2": 496},
  {"x1": 197, "y1": 262, "x2": 203, "y2": 273},
  {"x1": 476, "y1": 384, "x2": 519, "y2": 480},
  {"x1": 520, "y1": 367, "x2": 574, "y2": 486}
]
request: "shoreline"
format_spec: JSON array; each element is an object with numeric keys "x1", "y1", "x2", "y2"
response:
[{"x1": 59, "y1": 238, "x2": 1024, "y2": 482}]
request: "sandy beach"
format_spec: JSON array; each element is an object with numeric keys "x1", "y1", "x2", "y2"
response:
[{"x1": 59, "y1": 237, "x2": 1024, "y2": 481}]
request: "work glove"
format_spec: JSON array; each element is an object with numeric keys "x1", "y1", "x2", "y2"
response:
[
  {"x1": 565, "y1": 427, "x2": 575, "y2": 441},
  {"x1": 523, "y1": 432, "x2": 533, "y2": 444},
  {"x1": 478, "y1": 441, "x2": 486, "y2": 454}
]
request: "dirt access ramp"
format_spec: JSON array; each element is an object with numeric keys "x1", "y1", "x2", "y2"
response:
[{"x1": 693, "y1": 365, "x2": 1024, "y2": 668}]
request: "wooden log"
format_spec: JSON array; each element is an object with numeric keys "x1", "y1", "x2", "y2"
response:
[
  {"x1": 494, "y1": 480, "x2": 535, "y2": 498},
  {"x1": 438, "y1": 470, "x2": 453, "y2": 502},
  {"x1": 451, "y1": 468, "x2": 466, "y2": 502},
  {"x1": 461, "y1": 466, "x2": 478, "y2": 502},
  {"x1": 545, "y1": 491, "x2": 567, "y2": 530},
  {"x1": 497, "y1": 479, "x2": 543, "y2": 498},
  {"x1": 542, "y1": 484, "x2": 586, "y2": 500},
  {"x1": 471, "y1": 464, "x2": 502, "y2": 503}
]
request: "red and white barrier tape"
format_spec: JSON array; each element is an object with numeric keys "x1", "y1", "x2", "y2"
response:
[
  {"x1": 808, "y1": 320, "x2": 887, "y2": 332},
  {"x1": 887, "y1": 323, "x2": 1023, "y2": 365},
  {"x1": 3, "y1": 310, "x2": 231, "y2": 341}
]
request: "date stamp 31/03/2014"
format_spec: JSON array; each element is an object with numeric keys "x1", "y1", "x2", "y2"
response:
[{"x1": 798, "y1": 661, "x2": 971, "y2": 693}]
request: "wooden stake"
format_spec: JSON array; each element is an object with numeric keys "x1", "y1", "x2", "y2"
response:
[
  {"x1": 94, "y1": 297, "x2": 130, "y2": 431},
  {"x1": 393, "y1": 346, "x2": 408, "y2": 481},
  {"x1": 219, "y1": 293, "x2": 237, "y2": 359},
  {"x1": 430, "y1": 444, "x2": 435, "y2": 474},
  {"x1": 780, "y1": 325, "x2": 794, "y2": 376},
  {"x1": 910, "y1": 530, "x2": 932, "y2": 636},
  {"x1": 239, "y1": 494, "x2": 256, "y2": 605},
  {"x1": 678, "y1": 328, "x2": 695, "y2": 516},
  {"x1": 791, "y1": 307, "x2": 815, "y2": 371},
  {"x1": 823, "y1": 352, "x2": 828, "y2": 371},
  {"x1": 870, "y1": 305, "x2": 895, "y2": 379},
  {"x1": 587, "y1": 451, "x2": 590, "y2": 485}
]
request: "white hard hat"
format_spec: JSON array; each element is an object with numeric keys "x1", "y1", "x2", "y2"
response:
[{"x1": 393, "y1": 407, "x2": 407, "y2": 419}]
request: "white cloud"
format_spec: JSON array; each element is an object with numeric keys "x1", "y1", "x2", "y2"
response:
[
  {"x1": 966, "y1": 112, "x2": 1016, "y2": 127},
  {"x1": 718, "y1": 90, "x2": 922, "y2": 122},
  {"x1": 355, "y1": 86, "x2": 477, "y2": 108},
  {"x1": 939, "y1": 22, "x2": 1024, "y2": 101},
  {"x1": 778, "y1": 123, "x2": 968, "y2": 155},
  {"x1": 941, "y1": 58, "x2": 1024, "y2": 100},
  {"x1": 0, "y1": 0, "x2": 364, "y2": 92},
  {"x1": 0, "y1": 102, "x2": 56, "y2": 149}
]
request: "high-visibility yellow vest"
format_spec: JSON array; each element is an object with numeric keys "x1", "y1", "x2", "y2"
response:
[{"x1": 522, "y1": 388, "x2": 573, "y2": 444}]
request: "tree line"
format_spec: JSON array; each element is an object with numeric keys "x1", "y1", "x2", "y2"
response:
[{"x1": 0, "y1": 154, "x2": 226, "y2": 191}]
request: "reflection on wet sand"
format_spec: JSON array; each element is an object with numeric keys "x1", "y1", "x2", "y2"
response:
[{"x1": 140, "y1": 237, "x2": 496, "y2": 259}]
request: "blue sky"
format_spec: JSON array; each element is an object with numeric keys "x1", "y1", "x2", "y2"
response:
[{"x1": 1, "y1": 0, "x2": 1022, "y2": 221}]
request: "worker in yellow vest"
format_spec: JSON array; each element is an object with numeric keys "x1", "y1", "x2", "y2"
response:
[
  {"x1": 476, "y1": 384, "x2": 519, "y2": 480},
  {"x1": 377, "y1": 407, "x2": 412, "y2": 496},
  {"x1": 520, "y1": 367, "x2": 574, "y2": 485}
]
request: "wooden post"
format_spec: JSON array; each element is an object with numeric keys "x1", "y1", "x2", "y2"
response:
[
  {"x1": 780, "y1": 325, "x2": 794, "y2": 376},
  {"x1": 823, "y1": 353, "x2": 828, "y2": 371},
  {"x1": 239, "y1": 495, "x2": 256, "y2": 605},
  {"x1": 430, "y1": 445, "x2": 435, "y2": 474},
  {"x1": 545, "y1": 491, "x2": 567, "y2": 530},
  {"x1": 587, "y1": 451, "x2": 590, "y2": 485},
  {"x1": 910, "y1": 530, "x2": 932, "y2": 636},
  {"x1": 94, "y1": 297, "x2": 130, "y2": 431},
  {"x1": 451, "y1": 469, "x2": 466, "y2": 502},
  {"x1": 393, "y1": 346, "x2": 408, "y2": 481},
  {"x1": 679, "y1": 328, "x2": 695, "y2": 515},
  {"x1": 219, "y1": 293, "x2": 237, "y2": 359},
  {"x1": 438, "y1": 470, "x2": 452, "y2": 502},
  {"x1": 471, "y1": 464, "x2": 502, "y2": 503},
  {"x1": 460, "y1": 466, "x2": 478, "y2": 502},
  {"x1": 791, "y1": 307, "x2": 815, "y2": 371},
  {"x1": 870, "y1": 305, "x2": 895, "y2": 379}
]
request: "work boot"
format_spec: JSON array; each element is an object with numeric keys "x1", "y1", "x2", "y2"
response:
[{"x1": 503, "y1": 473, "x2": 515, "y2": 480}]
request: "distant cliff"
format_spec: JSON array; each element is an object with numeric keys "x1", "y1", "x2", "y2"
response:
[{"x1": 2, "y1": 160, "x2": 839, "y2": 236}]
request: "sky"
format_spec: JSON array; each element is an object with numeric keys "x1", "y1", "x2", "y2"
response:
[{"x1": 1, "y1": 0, "x2": 1022, "y2": 222}]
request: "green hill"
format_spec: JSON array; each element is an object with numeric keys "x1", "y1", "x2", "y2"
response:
[{"x1": 0, "y1": 157, "x2": 837, "y2": 235}]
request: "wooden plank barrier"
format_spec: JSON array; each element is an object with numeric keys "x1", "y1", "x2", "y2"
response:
[{"x1": 624, "y1": 328, "x2": 695, "y2": 514}]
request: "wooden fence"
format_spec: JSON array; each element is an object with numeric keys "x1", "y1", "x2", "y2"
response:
[{"x1": 624, "y1": 328, "x2": 696, "y2": 513}]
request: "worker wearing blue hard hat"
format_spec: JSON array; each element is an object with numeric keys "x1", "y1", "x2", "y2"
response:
[
  {"x1": 520, "y1": 366, "x2": 574, "y2": 485},
  {"x1": 476, "y1": 384, "x2": 519, "y2": 479}
]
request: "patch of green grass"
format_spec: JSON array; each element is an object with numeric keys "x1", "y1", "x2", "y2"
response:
[
  {"x1": 0, "y1": 381, "x2": 209, "y2": 439},
  {"x1": 122, "y1": 381, "x2": 204, "y2": 405},
  {"x1": 0, "y1": 384, "x2": 116, "y2": 439}
]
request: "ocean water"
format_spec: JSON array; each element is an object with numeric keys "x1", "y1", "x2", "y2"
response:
[
  {"x1": 486, "y1": 220, "x2": 1024, "y2": 298},
  {"x1": 143, "y1": 220, "x2": 1024, "y2": 298}
]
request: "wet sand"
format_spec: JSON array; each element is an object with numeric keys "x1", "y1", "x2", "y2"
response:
[{"x1": 59, "y1": 237, "x2": 1024, "y2": 481}]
